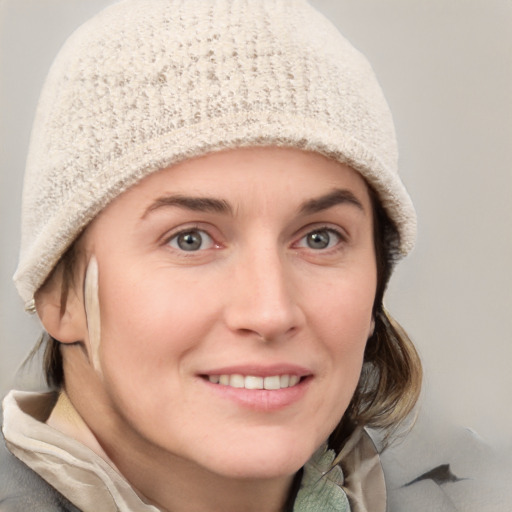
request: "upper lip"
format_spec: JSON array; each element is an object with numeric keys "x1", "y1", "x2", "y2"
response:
[{"x1": 199, "y1": 364, "x2": 313, "y2": 378}]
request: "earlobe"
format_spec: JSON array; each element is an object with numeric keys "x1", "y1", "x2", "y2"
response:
[{"x1": 35, "y1": 269, "x2": 87, "y2": 344}]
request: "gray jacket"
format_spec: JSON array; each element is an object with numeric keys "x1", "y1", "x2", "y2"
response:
[{"x1": 0, "y1": 431, "x2": 80, "y2": 512}]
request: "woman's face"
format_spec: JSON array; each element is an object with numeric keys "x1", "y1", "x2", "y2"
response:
[{"x1": 67, "y1": 147, "x2": 377, "y2": 479}]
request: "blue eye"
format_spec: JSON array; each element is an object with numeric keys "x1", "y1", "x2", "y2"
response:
[
  {"x1": 299, "y1": 229, "x2": 341, "y2": 250},
  {"x1": 168, "y1": 230, "x2": 214, "y2": 251}
]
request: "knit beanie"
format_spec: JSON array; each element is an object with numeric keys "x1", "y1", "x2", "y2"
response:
[{"x1": 14, "y1": 0, "x2": 416, "y2": 310}]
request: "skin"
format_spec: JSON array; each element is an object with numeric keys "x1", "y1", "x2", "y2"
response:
[{"x1": 37, "y1": 147, "x2": 377, "y2": 512}]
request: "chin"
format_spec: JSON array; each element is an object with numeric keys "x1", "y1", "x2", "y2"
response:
[
  {"x1": 210, "y1": 458, "x2": 305, "y2": 481},
  {"x1": 198, "y1": 434, "x2": 321, "y2": 480}
]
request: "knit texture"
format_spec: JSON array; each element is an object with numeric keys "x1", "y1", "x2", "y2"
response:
[{"x1": 14, "y1": 0, "x2": 416, "y2": 307}]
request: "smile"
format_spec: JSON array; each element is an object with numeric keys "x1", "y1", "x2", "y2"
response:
[{"x1": 207, "y1": 374, "x2": 301, "y2": 390}]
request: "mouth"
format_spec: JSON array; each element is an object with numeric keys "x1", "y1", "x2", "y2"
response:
[
  {"x1": 198, "y1": 365, "x2": 313, "y2": 410},
  {"x1": 203, "y1": 374, "x2": 303, "y2": 390}
]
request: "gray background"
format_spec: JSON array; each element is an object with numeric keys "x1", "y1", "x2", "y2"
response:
[{"x1": 1, "y1": 0, "x2": 511, "y2": 454}]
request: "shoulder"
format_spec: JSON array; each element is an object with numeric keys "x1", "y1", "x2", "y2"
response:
[
  {"x1": 378, "y1": 417, "x2": 512, "y2": 512},
  {"x1": 0, "y1": 429, "x2": 81, "y2": 512}
]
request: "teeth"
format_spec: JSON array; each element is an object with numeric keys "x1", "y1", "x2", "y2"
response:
[
  {"x1": 245, "y1": 376, "x2": 264, "y2": 389},
  {"x1": 230, "y1": 374, "x2": 245, "y2": 388},
  {"x1": 207, "y1": 374, "x2": 302, "y2": 390},
  {"x1": 264, "y1": 375, "x2": 280, "y2": 390}
]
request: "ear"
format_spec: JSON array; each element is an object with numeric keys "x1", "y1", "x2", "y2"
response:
[{"x1": 35, "y1": 266, "x2": 88, "y2": 344}]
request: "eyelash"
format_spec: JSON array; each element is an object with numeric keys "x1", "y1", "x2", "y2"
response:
[
  {"x1": 294, "y1": 226, "x2": 347, "y2": 252},
  {"x1": 162, "y1": 224, "x2": 348, "y2": 255},
  {"x1": 164, "y1": 226, "x2": 217, "y2": 253}
]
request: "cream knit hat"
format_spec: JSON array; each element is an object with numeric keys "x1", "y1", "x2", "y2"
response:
[{"x1": 14, "y1": 0, "x2": 416, "y2": 309}]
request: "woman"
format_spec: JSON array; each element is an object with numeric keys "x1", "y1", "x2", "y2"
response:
[{"x1": 1, "y1": 1, "x2": 421, "y2": 510}]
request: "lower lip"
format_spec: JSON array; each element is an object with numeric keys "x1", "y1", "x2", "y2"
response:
[{"x1": 201, "y1": 377, "x2": 311, "y2": 411}]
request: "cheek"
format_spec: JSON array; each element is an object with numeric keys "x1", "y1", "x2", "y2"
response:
[
  {"x1": 307, "y1": 265, "x2": 376, "y2": 400},
  {"x1": 96, "y1": 266, "x2": 217, "y2": 382},
  {"x1": 310, "y1": 265, "x2": 376, "y2": 338}
]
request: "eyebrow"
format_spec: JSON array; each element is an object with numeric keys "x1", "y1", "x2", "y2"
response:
[
  {"x1": 142, "y1": 188, "x2": 365, "y2": 219},
  {"x1": 143, "y1": 194, "x2": 233, "y2": 218},
  {"x1": 299, "y1": 188, "x2": 365, "y2": 215}
]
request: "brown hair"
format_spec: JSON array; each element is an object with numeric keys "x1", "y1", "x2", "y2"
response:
[
  {"x1": 328, "y1": 192, "x2": 422, "y2": 450},
  {"x1": 35, "y1": 187, "x2": 421, "y2": 450}
]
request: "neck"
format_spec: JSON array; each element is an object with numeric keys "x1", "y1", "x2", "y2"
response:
[
  {"x1": 59, "y1": 346, "x2": 298, "y2": 512},
  {"x1": 116, "y1": 451, "x2": 296, "y2": 512}
]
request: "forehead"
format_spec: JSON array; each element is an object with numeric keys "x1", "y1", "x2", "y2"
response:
[{"x1": 112, "y1": 147, "x2": 372, "y2": 212}]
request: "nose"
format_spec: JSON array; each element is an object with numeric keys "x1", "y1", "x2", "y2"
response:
[{"x1": 223, "y1": 245, "x2": 305, "y2": 342}]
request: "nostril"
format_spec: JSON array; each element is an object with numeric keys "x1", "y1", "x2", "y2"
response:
[{"x1": 234, "y1": 325, "x2": 298, "y2": 343}]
